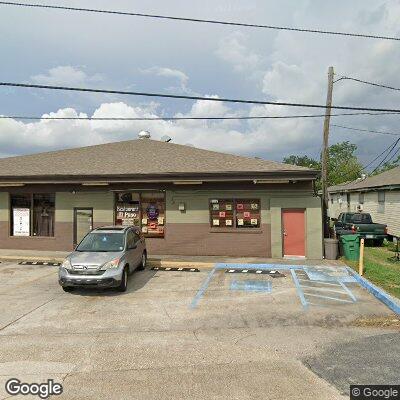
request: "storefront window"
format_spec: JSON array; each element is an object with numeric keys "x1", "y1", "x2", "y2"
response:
[
  {"x1": 115, "y1": 192, "x2": 141, "y2": 227},
  {"x1": 141, "y1": 193, "x2": 165, "y2": 238},
  {"x1": 33, "y1": 194, "x2": 55, "y2": 237},
  {"x1": 115, "y1": 192, "x2": 165, "y2": 238},
  {"x1": 10, "y1": 193, "x2": 55, "y2": 237},
  {"x1": 209, "y1": 199, "x2": 261, "y2": 229}
]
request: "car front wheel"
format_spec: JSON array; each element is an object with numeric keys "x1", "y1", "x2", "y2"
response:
[
  {"x1": 137, "y1": 252, "x2": 147, "y2": 271},
  {"x1": 117, "y1": 268, "x2": 128, "y2": 292}
]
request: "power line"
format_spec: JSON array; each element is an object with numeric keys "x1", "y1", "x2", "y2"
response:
[
  {"x1": 0, "y1": 1, "x2": 399, "y2": 41},
  {"x1": 335, "y1": 76, "x2": 400, "y2": 91},
  {"x1": 370, "y1": 138, "x2": 400, "y2": 174},
  {"x1": 331, "y1": 124, "x2": 400, "y2": 136},
  {"x1": 3, "y1": 82, "x2": 400, "y2": 113},
  {"x1": 1, "y1": 111, "x2": 400, "y2": 122},
  {"x1": 337, "y1": 138, "x2": 400, "y2": 184}
]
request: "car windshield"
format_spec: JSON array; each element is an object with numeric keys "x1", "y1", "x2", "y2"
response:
[{"x1": 76, "y1": 232, "x2": 125, "y2": 252}]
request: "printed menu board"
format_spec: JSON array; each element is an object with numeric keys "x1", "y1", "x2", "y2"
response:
[
  {"x1": 236, "y1": 199, "x2": 261, "y2": 228},
  {"x1": 13, "y1": 208, "x2": 30, "y2": 236},
  {"x1": 209, "y1": 199, "x2": 261, "y2": 228},
  {"x1": 209, "y1": 199, "x2": 234, "y2": 228}
]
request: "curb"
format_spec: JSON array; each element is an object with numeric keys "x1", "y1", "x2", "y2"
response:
[
  {"x1": 0, "y1": 256, "x2": 65, "y2": 263},
  {"x1": 147, "y1": 260, "x2": 214, "y2": 269},
  {"x1": 0, "y1": 256, "x2": 215, "y2": 270},
  {"x1": 346, "y1": 267, "x2": 400, "y2": 315}
]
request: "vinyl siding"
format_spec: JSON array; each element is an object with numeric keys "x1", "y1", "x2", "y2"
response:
[{"x1": 328, "y1": 189, "x2": 400, "y2": 236}]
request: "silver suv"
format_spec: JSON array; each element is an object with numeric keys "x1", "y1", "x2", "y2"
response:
[{"x1": 59, "y1": 226, "x2": 147, "y2": 292}]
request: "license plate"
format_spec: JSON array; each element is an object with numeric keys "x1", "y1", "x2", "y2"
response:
[{"x1": 366, "y1": 234, "x2": 374, "y2": 239}]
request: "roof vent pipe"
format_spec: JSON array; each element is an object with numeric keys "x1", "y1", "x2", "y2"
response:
[{"x1": 138, "y1": 130, "x2": 151, "y2": 139}]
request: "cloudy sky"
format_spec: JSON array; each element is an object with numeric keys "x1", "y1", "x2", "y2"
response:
[{"x1": 1, "y1": 0, "x2": 400, "y2": 165}]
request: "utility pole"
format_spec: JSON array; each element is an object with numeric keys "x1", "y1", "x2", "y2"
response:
[{"x1": 321, "y1": 66, "x2": 334, "y2": 239}]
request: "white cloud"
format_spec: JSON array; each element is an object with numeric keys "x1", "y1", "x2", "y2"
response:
[
  {"x1": 0, "y1": 100, "x2": 321, "y2": 161},
  {"x1": 262, "y1": 61, "x2": 321, "y2": 102},
  {"x1": 140, "y1": 66, "x2": 189, "y2": 92},
  {"x1": 3, "y1": 1, "x2": 400, "y2": 164},
  {"x1": 31, "y1": 66, "x2": 103, "y2": 86},
  {"x1": 215, "y1": 32, "x2": 261, "y2": 73}
]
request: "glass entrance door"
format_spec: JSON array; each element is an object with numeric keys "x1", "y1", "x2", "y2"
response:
[{"x1": 73, "y1": 208, "x2": 93, "y2": 246}]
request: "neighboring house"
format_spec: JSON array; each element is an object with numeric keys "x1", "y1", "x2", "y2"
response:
[
  {"x1": 328, "y1": 166, "x2": 400, "y2": 237},
  {"x1": 0, "y1": 134, "x2": 322, "y2": 258}
]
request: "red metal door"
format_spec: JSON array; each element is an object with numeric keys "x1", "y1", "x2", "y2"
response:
[{"x1": 282, "y1": 209, "x2": 305, "y2": 257}]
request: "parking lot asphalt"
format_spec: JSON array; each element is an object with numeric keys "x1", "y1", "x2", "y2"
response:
[{"x1": 0, "y1": 261, "x2": 398, "y2": 400}]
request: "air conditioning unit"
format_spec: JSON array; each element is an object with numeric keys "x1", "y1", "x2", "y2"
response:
[{"x1": 357, "y1": 204, "x2": 363, "y2": 212}]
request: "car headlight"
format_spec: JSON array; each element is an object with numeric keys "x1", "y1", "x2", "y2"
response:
[
  {"x1": 102, "y1": 258, "x2": 120, "y2": 270},
  {"x1": 61, "y1": 258, "x2": 72, "y2": 269}
]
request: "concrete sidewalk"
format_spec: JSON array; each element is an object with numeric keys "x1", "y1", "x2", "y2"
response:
[{"x1": 0, "y1": 248, "x2": 345, "y2": 268}]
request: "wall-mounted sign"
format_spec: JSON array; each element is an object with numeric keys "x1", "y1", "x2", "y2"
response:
[
  {"x1": 13, "y1": 208, "x2": 30, "y2": 236},
  {"x1": 146, "y1": 204, "x2": 160, "y2": 220}
]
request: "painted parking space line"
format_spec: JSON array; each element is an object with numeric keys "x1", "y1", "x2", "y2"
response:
[
  {"x1": 337, "y1": 279, "x2": 357, "y2": 302},
  {"x1": 302, "y1": 292, "x2": 354, "y2": 303},
  {"x1": 299, "y1": 285, "x2": 354, "y2": 296},
  {"x1": 290, "y1": 269, "x2": 308, "y2": 310},
  {"x1": 297, "y1": 278, "x2": 342, "y2": 287},
  {"x1": 346, "y1": 267, "x2": 400, "y2": 315},
  {"x1": 190, "y1": 266, "x2": 217, "y2": 309},
  {"x1": 190, "y1": 263, "x2": 360, "y2": 311}
]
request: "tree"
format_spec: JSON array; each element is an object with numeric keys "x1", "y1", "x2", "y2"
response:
[
  {"x1": 283, "y1": 141, "x2": 363, "y2": 190},
  {"x1": 370, "y1": 154, "x2": 400, "y2": 175},
  {"x1": 282, "y1": 155, "x2": 320, "y2": 170},
  {"x1": 327, "y1": 141, "x2": 363, "y2": 186}
]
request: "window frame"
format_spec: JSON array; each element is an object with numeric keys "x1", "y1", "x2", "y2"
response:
[
  {"x1": 209, "y1": 198, "x2": 261, "y2": 230},
  {"x1": 9, "y1": 193, "x2": 55, "y2": 238},
  {"x1": 114, "y1": 191, "x2": 166, "y2": 239}
]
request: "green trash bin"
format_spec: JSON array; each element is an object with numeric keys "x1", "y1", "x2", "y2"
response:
[{"x1": 340, "y1": 234, "x2": 360, "y2": 261}]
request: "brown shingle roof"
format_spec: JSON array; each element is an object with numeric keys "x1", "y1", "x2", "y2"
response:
[
  {"x1": 0, "y1": 139, "x2": 317, "y2": 180},
  {"x1": 328, "y1": 165, "x2": 400, "y2": 192}
]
